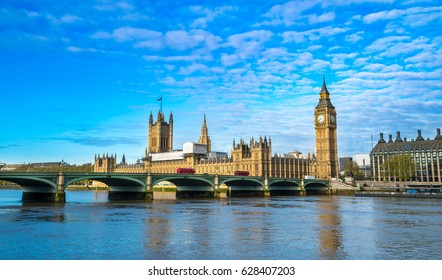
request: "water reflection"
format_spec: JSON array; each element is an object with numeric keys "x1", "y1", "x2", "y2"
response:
[
  {"x1": 317, "y1": 197, "x2": 345, "y2": 259},
  {"x1": 144, "y1": 203, "x2": 173, "y2": 259}
]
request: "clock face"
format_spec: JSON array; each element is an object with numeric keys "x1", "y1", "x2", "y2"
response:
[
  {"x1": 317, "y1": 114, "x2": 325, "y2": 123},
  {"x1": 330, "y1": 115, "x2": 335, "y2": 123}
]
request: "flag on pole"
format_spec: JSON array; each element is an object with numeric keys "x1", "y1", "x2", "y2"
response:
[{"x1": 157, "y1": 97, "x2": 163, "y2": 112}]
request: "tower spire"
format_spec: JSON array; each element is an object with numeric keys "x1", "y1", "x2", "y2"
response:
[
  {"x1": 198, "y1": 114, "x2": 211, "y2": 152},
  {"x1": 320, "y1": 75, "x2": 330, "y2": 97}
]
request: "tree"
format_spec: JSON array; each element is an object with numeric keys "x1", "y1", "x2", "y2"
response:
[
  {"x1": 381, "y1": 154, "x2": 415, "y2": 181},
  {"x1": 344, "y1": 161, "x2": 364, "y2": 180}
]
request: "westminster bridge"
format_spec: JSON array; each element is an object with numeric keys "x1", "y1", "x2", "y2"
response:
[{"x1": 0, "y1": 172, "x2": 329, "y2": 202}]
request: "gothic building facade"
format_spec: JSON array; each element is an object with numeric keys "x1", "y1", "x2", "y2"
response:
[{"x1": 94, "y1": 78, "x2": 339, "y2": 180}]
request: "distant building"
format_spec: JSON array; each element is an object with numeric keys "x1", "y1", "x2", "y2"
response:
[
  {"x1": 353, "y1": 153, "x2": 371, "y2": 178},
  {"x1": 371, "y1": 129, "x2": 442, "y2": 182},
  {"x1": 339, "y1": 157, "x2": 352, "y2": 174},
  {"x1": 0, "y1": 162, "x2": 67, "y2": 171},
  {"x1": 30, "y1": 162, "x2": 66, "y2": 168}
]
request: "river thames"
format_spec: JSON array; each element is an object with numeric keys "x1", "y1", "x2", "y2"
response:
[{"x1": 0, "y1": 190, "x2": 441, "y2": 260}]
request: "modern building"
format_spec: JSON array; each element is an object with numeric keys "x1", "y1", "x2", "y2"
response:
[
  {"x1": 94, "y1": 78, "x2": 339, "y2": 180},
  {"x1": 371, "y1": 129, "x2": 442, "y2": 182}
]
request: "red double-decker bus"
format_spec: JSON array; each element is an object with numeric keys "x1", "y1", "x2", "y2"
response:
[
  {"x1": 234, "y1": 170, "x2": 249, "y2": 176},
  {"x1": 176, "y1": 168, "x2": 196, "y2": 174}
]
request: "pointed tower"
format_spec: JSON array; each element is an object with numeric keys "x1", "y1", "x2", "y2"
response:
[
  {"x1": 198, "y1": 114, "x2": 211, "y2": 152},
  {"x1": 314, "y1": 76, "x2": 338, "y2": 179},
  {"x1": 148, "y1": 110, "x2": 173, "y2": 153}
]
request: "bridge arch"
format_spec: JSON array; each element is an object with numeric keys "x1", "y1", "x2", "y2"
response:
[
  {"x1": 268, "y1": 179, "x2": 301, "y2": 188},
  {"x1": 152, "y1": 176, "x2": 214, "y2": 188},
  {"x1": 63, "y1": 174, "x2": 146, "y2": 190},
  {"x1": 0, "y1": 173, "x2": 58, "y2": 191},
  {"x1": 219, "y1": 177, "x2": 264, "y2": 188},
  {"x1": 304, "y1": 180, "x2": 329, "y2": 190}
]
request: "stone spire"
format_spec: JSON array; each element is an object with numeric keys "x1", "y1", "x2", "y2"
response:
[
  {"x1": 198, "y1": 114, "x2": 211, "y2": 152},
  {"x1": 169, "y1": 111, "x2": 173, "y2": 123}
]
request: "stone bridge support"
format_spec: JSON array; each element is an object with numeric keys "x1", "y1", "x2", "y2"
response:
[{"x1": 19, "y1": 173, "x2": 66, "y2": 203}]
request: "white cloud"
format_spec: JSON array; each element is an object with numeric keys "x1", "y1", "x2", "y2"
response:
[
  {"x1": 221, "y1": 53, "x2": 240, "y2": 66},
  {"x1": 363, "y1": 9, "x2": 404, "y2": 23},
  {"x1": 92, "y1": 27, "x2": 162, "y2": 42},
  {"x1": 308, "y1": 11, "x2": 336, "y2": 24},
  {"x1": 143, "y1": 53, "x2": 212, "y2": 62},
  {"x1": 361, "y1": 63, "x2": 403, "y2": 72},
  {"x1": 328, "y1": 52, "x2": 359, "y2": 70},
  {"x1": 364, "y1": 35, "x2": 410, "y2": 53},
  {"x1": 178, "y1": 63, "x2": 224, "y2": 75},
  {"x1": 224, "y1": 30, "x2": 274, "y2": 61},
  {"x1": 303, "y1": 59, "x2": 331, "y2": 72},
  {"x1": 376, "y1": 36, "x2": 430, "y2": 57},
  {"x1": 345, "y1": 31, "x2": 364, "y2": 43},
  {"x1": 92, "y1": 27, "x2": 221, "y2": 51},
  {"x1": 260, "y1": 0, "x2": 321, "y2": 26},
  {"x1": 135, "y1": 39, "x2": 163, "y2": 50},
  {"x1": 164, "y1": 30, "x2": 222, "y2": 51},
  {"x1": 66, "y1": 46, "x2": 98, "y2": 53},
  {"x1": 404, "y1": 40, "x2": 442, "y2": 68},
  {"x1": 190, "y1": 5, "x2": 237, "y2": 28},
  {"x1": 47, "y1": 14, "x2": 83, "y2": 25},
  {"x1": 363, "y1": 6, "x2": 442, "y2": 27},
  {"x1": 281, "y1": 26, "x2": 349, "y2": 43},
  {"x1": 94, "y1": 1, "x2": 134, "y2": 11},
  {"x1": 227, "y1": 30, "x2": 273, "y2": 48}
]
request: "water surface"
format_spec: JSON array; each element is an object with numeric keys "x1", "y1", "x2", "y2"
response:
[{"x1": 0, "y1": 190, "x2": 441, "y2": 260}]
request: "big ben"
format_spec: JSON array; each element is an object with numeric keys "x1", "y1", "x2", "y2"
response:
[{"x1": 314, "y1": 77, "x2": 338, "y2": 180}]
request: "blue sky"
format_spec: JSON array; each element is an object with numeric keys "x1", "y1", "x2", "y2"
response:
[{"x1": 1, "y1": 0, "x2": 441, "y2": 165}]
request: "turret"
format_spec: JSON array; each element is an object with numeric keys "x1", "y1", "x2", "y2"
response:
[{"x1": 148, "y1": 109, "x2": 173, "y2": 153}]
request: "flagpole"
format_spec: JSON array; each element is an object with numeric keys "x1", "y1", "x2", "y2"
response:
[{"x1": 157, "y1": 97, "x2": 163, "y2": 113}]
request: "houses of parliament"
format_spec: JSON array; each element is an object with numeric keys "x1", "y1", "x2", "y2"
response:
[{"x1": 94, "y1": 78, "x2": 339, "y2": 180}]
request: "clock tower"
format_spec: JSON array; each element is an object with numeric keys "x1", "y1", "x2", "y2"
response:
[{"x1": 314, "y1": 77, "x2": 338, "y2": 180}]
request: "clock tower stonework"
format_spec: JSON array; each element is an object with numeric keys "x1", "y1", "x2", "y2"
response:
[{"x1": 314, "y1": 77, "x2": 338, "y2": 180}]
